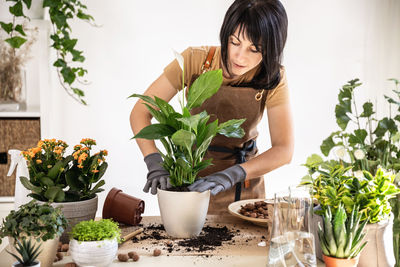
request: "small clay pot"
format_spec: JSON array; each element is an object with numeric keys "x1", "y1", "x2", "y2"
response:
[
  {"x1": 323, "y1": 254, "x2": 360, "y2": 267},
  {"x1": 102, "y1": 188, "x2": 145, "y2": 225}
]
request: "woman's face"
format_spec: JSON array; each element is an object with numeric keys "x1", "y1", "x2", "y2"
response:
[{"x1": 226, "y1": 27, "x2": 263, "y2": 78}]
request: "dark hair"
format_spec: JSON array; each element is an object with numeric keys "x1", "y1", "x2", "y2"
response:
[{"x1": 220, "y1": 0, "x2": 288, "y2": 90}]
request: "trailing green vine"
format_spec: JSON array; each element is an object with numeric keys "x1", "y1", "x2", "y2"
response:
[
  {"x1": 0, "y1": 0, "x2": 31, "y2": 49},
  {"x1": 44, "y1": 0, "x2": 95, "y2": 105}
]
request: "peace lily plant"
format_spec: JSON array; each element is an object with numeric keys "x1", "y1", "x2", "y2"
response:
[{"x1": 130, "y1": 51, "x2": 245, "y2": 188}]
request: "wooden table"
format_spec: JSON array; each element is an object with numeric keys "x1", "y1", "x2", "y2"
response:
[{"x1": 0, "y1": 215, "x2": 325, "y2": 266}]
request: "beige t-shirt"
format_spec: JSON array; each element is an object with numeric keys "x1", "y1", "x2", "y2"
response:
[{"x1": 164, "y1": 46, "x2": 289, "y2": 109}]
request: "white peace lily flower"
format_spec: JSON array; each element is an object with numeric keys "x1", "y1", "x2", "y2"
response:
[
  {"x1": 354, "y1": 149, "x2": 365, "y2": 160},
  {"x1": 354, "y1": 170, "x2": 364, "y2": 179},
  {"x1": 335, "y1": 146, "x2": 346, "y2": 159},
  {"x1": 173, "y1": 49, "x2": 184, "y2": 70}
]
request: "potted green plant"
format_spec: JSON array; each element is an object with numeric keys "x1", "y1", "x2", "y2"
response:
[
  {"x1": 0, "y1": 0, "x2": 94, "y2": 105},
  {"x1": 130, "y1": 55, "x2": 245, "y2": 238},
  {"x1": 301, "y1": 78, "x2": 400, "y2": 267},
  {"x1": 7, "y1": 238, "x2": 42, "y2": 267},
  {"x1": 318, "y1": 203, "x2": 368, "y2": 267},
  {"x1": 19, "y1": 138, "x2": 108, "y2": 243},
  {"x1": 69, "y1": 219, "x2": 121, "y2": 267},
  {"x1": 0, "y1": 200, "x2": 67, "y2": 267}
]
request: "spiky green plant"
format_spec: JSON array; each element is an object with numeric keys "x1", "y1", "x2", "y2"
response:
[
  {"x1": 7, "y1": 238, "x2": 42, "y2": 266},
  {"x1": 318, "y1": 203, "x2": 368, "y2": 259}
]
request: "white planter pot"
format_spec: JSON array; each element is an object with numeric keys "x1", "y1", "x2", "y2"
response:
[
  {"x1": 39, "y1": 195, "x2": 98, "y2": 244},
  {"x1": 69, "y1": 238, "x2": 118, "y2": 267},
  {"x1": 157, "y1": 188, "x2": 210, "y2": 238},
  {"x1": 358, "y1": 215, "x2": 395, "y2": 267},
  {"x1": 12, "y1": 261, "x2": 40, "y2": 267},
  {"x1": 9, "y1": 237, "x2": 58, "y2": 267}
]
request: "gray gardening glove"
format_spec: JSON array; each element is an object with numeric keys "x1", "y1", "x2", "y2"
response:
[
  {"x1": 187, "y1": 165, "x2": 246, "y2": 196},
  {"x1": 143, "y1": 152, "x2": 171, "y2": 195}
]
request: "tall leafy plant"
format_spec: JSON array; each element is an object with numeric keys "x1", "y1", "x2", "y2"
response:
[{"x1": 130, "y1": 69, "x2": 245, "y2": 187}]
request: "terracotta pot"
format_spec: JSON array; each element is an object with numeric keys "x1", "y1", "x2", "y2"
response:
[
  {"x1": 102, "y1": 188, "x2": 145, "y2": 225},
  {"x1": 39, "y1": 195, "x2": 98, "y2": 244},
  {"x1": 323, "y1": 254, "x2": 360, "y2": 267},
  {"x1": 157, "y1": 188, "x2": 210, "y2": 238}
]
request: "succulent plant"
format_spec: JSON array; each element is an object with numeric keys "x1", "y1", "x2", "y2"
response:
[{"x1": 7, "y1": 238, "x2": 42, "y2": 266}]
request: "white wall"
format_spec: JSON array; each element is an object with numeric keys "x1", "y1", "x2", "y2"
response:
[{"x1": 39, "y1": 0, "x2": 400, "y2": 215}]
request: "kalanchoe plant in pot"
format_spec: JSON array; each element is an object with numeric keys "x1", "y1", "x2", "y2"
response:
[
  {"x1": 0, "y1": 200, "x2": 67, "y2": 267},
  {"x1": 130, "y1": 54, "x2": 245, "y2": 238},
  {"x1": 7, "y1": 238, "x2": 42, "y2": 267},
  {"x1": 19, "y1": 138, "x2": 108, "y2": 243},
  {"x1": 69, "y1": 219, "x2": 121, "y2": 267},
  {"x1": 318, "y1": 203, "x2": 368, "y2": 267}
]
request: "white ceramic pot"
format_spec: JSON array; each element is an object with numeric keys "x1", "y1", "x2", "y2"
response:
[
  {"x1": 39, "y1": 195, "x2": 98, "y2": 244},
  {"x1": 69, "y1": 238, "x2": 118, "y2": 267},
  {"x1": 12, "y1": 261, "x2": 40, "y2": 267},
  {"x1": 157, "y1": 188, "x2": 210, "y2": 238},
  {"x1": 9, "y1": 237, "x2": 58, "y2": 267},
  {"x1": 358, "y1": 215, "x2": 395, "y2": 267}
]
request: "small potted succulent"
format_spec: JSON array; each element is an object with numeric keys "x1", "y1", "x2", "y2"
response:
[
  {"x1": 7, "y1": 239, "x2": 42, "y2": 267},
  {"x1": 130, "y1": 54, "x2": 245, "y2": 238},
  {"x1": 318, "y1": 203, "x2": 368, "y2": 267},
  {"x1": 0, "y1": 200, "x2": 67, "y2": 267},
  {"x1": 19, "y1": 138, "x2": 108, "y2": 243},
  {"x1": 69, "y1": 219, "x2": 121, "y2": 267}
]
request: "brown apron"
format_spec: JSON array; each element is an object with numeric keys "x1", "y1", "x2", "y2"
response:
[{"x1": 190, "y1": 47, "x2": 267, "y2": 215}]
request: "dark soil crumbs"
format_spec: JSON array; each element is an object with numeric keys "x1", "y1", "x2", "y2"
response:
[{"x1": 132, "y1": 224, "x2": 236, "y2": 253}]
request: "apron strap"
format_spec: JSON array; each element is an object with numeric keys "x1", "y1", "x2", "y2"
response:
[
  {"x1": 208, "y1": 140, "x2": 256, "y2": 201},
  {"x1": 201, "y1": 46, "x2": 217, "y2": 73}
]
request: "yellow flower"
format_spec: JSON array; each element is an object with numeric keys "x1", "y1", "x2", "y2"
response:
[
  {"x1": 102, "y1": 150, "x2": 108, "y2": 156},
  {"x1": 78, "y1": 164, "x2": 84, "y2": 169},
  {"x1": 36, "y1": 159, "x2": 42, "y2": 164},
  {"x1": 32, "y1": 147, "x2": 41, "y2": 154},
  {"x1": 78, "y1": 153, "x2": 88, "y2": 164},
  {"x1": 47, "y1": 165, "x2": 52, "y2": 169},
  {"x1": 91, "y1": 169, "x2": 99, "y2": 173},
  {"x1": 37, "y1": 140, "x2": 44, "y2": 148},
  {"x1": 74, "y1": 145, "x2": 82, "y2": 151}
]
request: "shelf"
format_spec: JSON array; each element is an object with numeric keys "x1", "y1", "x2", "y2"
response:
[
  {"x1": 0, "y1": 106, "x2": 40, "y2": 118},
  {"x1": 0, "y1": 197, "x2": 14, "y2": 203}
]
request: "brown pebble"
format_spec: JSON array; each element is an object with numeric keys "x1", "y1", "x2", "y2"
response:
[
  {"x1": 166, "y1": 240, "x2": 173, "y2": 247},
  {"x1": 153, "y1": 248, "x2": 161, "y2": 256},
  {"x1": 64, "y1": 263, "x2": 77, "y2": 267},
  {"x1": 132, "y1": 253, "x2": 140, "y2": 261},
  {"x1": 118, "y1": 254, "x2": 129, "y2": 262},
  {"x1": 128, "y1": 251, "x2": 138, "y2": 258},
  {"x1": 61, "y1": 244, "x2": 69, "y2": 252},
  {"x1": 56, "y1": 252, "x2": 63, "y2": 261},
  {"x1": 54, "y1": 257, "x2": 59, "y2": 262},
  {"x1": 58, "y1": 242, "x2": 62, "y2": 252},
  {"x1": 250, "y1": 212, "x2": 257, "y2": 218}
]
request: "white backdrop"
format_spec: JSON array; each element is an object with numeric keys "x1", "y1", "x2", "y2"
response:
[{"x1": 37, "y1": 0, "x2": 400, "y2": 216}]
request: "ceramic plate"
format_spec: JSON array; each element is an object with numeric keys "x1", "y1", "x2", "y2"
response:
[{"x1": 228, "y1": 198, "x2": 273, "y2": 227}]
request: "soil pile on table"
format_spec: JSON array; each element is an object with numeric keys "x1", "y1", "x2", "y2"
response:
[{"x1": 132, "y1": 224, "x2": 237, "y2": 253}]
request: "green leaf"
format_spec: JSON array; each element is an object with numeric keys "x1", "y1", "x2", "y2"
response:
[
  {"x1": 47, "y1": 161, "x2": 64, "y2": 179},
  {"x1": 374, "y1": 118, "x2": 396, "y2": 137},
  {"x1": 335, "y1": 99, "x2": 352, "y2": 130},
  {"x1": 90, "y1": 179, "x2": 105, "y2": 193},
  {"x1": 217, "y1": 119, "x2": 246, "y2": 138},
  {"x1": 9, "y1": 2, "x2": 23, "y2": 17},
  {"x1": 348, "y1": 129, "x2": 368, "y2": 146},
  {"x1": 177, "y1": 114, "x2": 202, "y2": 133},
  {"x1": 186, "y1": 69, "x2": 223, "y2": 110},
  {"x1": 97, "y1": 162, "x2": 108, "y2": 180},
  {"x1": 171, "y1": 129, "x2": 196, "y2": 152},
  {"x1": 0, "y1": 22, "x2": 13, "y2": 34},
  {"x1": 44, "y1": 186, "x2": 64, "y2": 202},
  {"x1": 154, "y1": 96, "x2": 175, "y2": 117},
  {"x1": 5, "y1": 36, "x2": 27, "y2": 48},
  {"x1": 65, "y1": 170, "x2": 84, "y2": 190},
  {"x1": 321, "y1": 135, "x2": 336, "y2": 156},
  {"x1": 53, "y1": 59, "x2": 67, "y2": 68},
  {"x1": 360, "y1": 102, "x2": 374, "y2": 117},
  {"x1": 43, "y1": 0, "x2": 58, "y2": 8},
  {"x1": 133, "y1": 124, "x2": 176, "y2": 140},
  {"x1": 14, "y1": 25, "x2": 26, "y2": 36},
  {"x1": 22, "y1": 0, "x2": 32, "y2": 9},
  {"x1": 144, "y1": 104, "x2": 166, "y2": 124},
  {"x1": 39, "y1": 176, "x2": 54, "y2": 187},
  {"x1": 20, "y1": 176, "x2": 42, "y2": 194},
  {"x1": 61, "y1": 67, "x2": 76, "y2": 84},
  {"x1": 305, "y1": 154, "x2": 324, "y2": 166},
  {"x1": 128, "y1": 94, "x2": 157, "y2": 107}
]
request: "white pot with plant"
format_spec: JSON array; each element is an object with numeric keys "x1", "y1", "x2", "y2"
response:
[
  {"x1": 318, "y1": 203, "x2": 368, "y2": 267},
  {"x1": 7, "y1": 238, "x2": 41, "y2": 267},
  {"x1": 0, "y1": 200, "x2": 67, "y2": 267},
  {"x1": 130, "y1": 53, "x2": 245, "y2": 238},
  {"x1": 19, "y1": 138, "x2": 108, "y2": 244},
  {"x1": 69, "y1": 219, "x2": 121, "y2": 267}
]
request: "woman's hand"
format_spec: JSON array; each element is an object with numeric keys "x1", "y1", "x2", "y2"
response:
[
  {"x1": 143, "y1": 152, "x2": 171, "y2": 195},
  {"x1": 187, "y1": 165, "x2": 246, "y2": 195}
]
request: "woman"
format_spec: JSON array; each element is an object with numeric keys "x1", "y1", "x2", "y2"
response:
[{"x1": 130, "y1": 0, "x2": 293, "y2": 215}]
